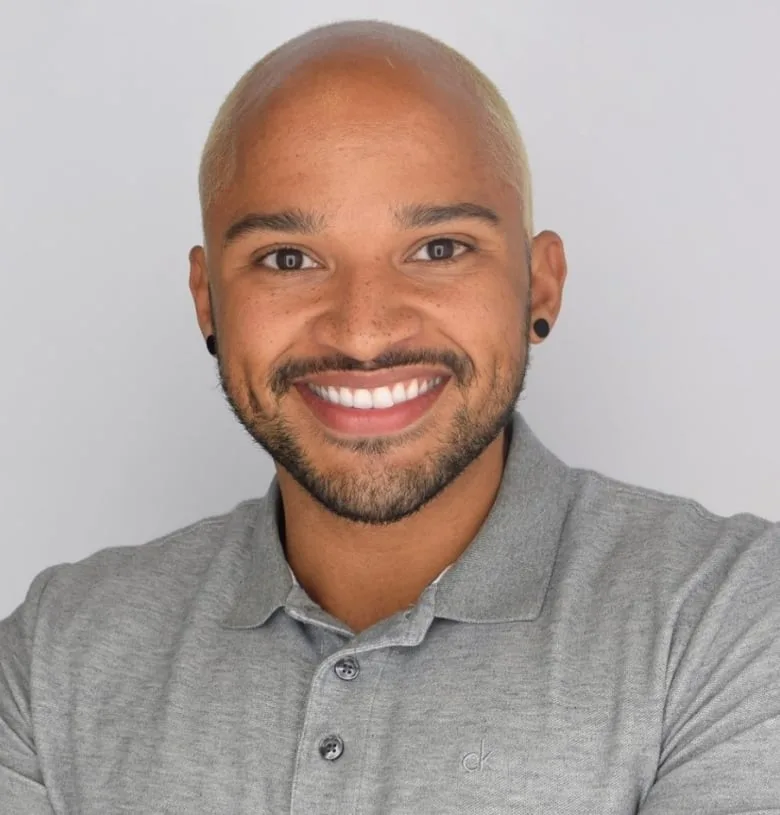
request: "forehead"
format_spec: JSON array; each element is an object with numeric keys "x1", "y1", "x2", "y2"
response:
[{"x1": 222, "y1": 55, "x2": 512, "y2": 217}]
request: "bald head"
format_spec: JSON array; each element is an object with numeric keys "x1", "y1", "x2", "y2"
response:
[{"x1": 198, "y1": 20, "x2": 533, "y2": 239}]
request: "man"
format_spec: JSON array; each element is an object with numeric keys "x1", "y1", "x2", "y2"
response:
[{"x1": 1, "y1": 19, "x2": 778, "y2": 814}]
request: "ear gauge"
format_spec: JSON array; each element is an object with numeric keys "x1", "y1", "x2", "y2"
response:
[
  {"x1": 532, "y1": 318, "x2": 550, "y2": 339},
  {"x1": 205, "y1": 334, "x2": 217, "y2": 356}
]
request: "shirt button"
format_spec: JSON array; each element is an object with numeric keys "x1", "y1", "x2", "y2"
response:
[
  {"x1": 319, "y1": 735, "x2": 344, "y2": 761},
  {"x1": 334, "y1": 657, "x2": 360, "y2": 681}
]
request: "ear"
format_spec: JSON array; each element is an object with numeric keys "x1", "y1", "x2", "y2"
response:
[
  {"x1": 528, "y1": 230, "x2": 567, "y2": 343},
  {"x1": 189, "y1": 244, "x2": 215, "y2": 340}
]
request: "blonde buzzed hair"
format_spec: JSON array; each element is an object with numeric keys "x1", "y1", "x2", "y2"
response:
[{"x1": 198, "y1": 21, "x2": 534, "y2": 240}]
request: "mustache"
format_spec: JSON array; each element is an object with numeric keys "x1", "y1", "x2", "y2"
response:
[{"x1": 269, "y1": 348, "x2": 474, "y2": 396}]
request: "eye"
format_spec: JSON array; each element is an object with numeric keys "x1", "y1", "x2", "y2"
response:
[
  {"x1": 409, "y1": 238, "x2": 471, "y2": 262},
  {"x1": 256, "y1": 247, "x2": 319, "y2": 271}
]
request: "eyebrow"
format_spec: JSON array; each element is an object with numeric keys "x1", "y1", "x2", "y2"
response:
[
  {"x1": 223, "y1": 209, "x2": 325, "y2": 247},
  {"x1": 394, "y1": 202, "x2": 501, "y2": 229},
  {"x1": 222, "y1": 201, "x2": 501, "y2": 248}
]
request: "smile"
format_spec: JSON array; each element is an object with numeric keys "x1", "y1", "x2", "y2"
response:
[
  {"x1": 296, "y1": 372, "x2": 449, "y2": 436},
  {"x1": 306, "y1": 376, "x2": 444, "y2": 410}
]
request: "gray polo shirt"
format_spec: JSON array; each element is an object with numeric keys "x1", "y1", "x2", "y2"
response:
[{"x1": 2, "y1": 414, "x2": 779, "y2": 814}]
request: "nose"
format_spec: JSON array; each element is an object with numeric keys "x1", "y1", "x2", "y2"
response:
[{"x1": 310, "y1": 262, "x2": 424, "y2": 362}]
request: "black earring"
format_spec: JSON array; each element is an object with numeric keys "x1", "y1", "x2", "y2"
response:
[
  {"x1": 533, "y1": 318, "x2": 550, "y2": 339},
  {"x1": 206, "y1": 334, "x2": 217, "y2": 357}
]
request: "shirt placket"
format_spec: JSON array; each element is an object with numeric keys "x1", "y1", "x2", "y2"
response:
[{"x1": 286, "y1": 586, "x2": 437, "y2": 814}]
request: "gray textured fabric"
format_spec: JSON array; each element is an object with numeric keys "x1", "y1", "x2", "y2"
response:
[{"x1": 2, "y1": 413, "x2": 779, "y2": 814}]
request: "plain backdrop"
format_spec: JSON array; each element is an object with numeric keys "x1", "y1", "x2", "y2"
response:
[{"x1": 1, "y1": 0, "x2": 778, "y2": 619}]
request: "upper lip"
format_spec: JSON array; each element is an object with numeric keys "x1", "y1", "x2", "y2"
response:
[{"x1": 295, "y1": 367, "x2": 451, "y2": 390}]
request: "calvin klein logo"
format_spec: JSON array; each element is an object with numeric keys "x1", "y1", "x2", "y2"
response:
[{"x1": 461, "y1": 738, "x2": 494, "y2": 772}]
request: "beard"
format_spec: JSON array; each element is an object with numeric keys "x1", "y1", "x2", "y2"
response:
[{"x1": 215, "y1": 310, "x2": 530, "y2": 526}]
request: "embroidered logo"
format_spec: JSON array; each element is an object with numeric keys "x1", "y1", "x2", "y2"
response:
[{"x1": 461, "y1": 738, "x2": 494, "y2": 772}]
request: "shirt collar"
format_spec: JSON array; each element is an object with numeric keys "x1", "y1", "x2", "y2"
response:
[{"x1": 220, "y1": 412, "x2": 574, "y2": 629}]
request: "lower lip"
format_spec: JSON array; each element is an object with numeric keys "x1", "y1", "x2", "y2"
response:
[{"x1": 296, "y1": 380, "x2": 449, "y2": 436}]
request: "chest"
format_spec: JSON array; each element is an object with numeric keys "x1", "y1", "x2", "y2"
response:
[{"x1": 36, "y1": 617, "x2": 661, "y2": 814}]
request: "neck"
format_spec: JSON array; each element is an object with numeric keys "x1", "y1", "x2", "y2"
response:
[{"x1": 276, "y1": 428, "x2": 509, "y2": 633}]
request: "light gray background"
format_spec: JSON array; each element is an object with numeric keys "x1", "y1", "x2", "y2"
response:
[{"x1": 1, "y1": 0, "x2": 778, "y2": 618}]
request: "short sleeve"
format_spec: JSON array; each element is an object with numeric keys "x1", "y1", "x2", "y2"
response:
[
  {"x1": 0, "y1": 566, "x2": 60, "y2": 814},
  {"x1": 639, "y1": 522, "x2": 780, "y2": 814}
]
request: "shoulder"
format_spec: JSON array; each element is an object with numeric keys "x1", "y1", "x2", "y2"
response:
[
  {"x1": 566, "y1": 465, "x2": 777, "y2": 561},
  {"x1": 559, "y1": 466, "x2": 780, "y2": 629},
  {"x1": 18, "y1": 498, "x2": 265, "y2": 633}
]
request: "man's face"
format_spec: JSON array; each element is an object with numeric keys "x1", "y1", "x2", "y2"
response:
[{"x1": 193, "y1": 58, "x2": 531, "y2": 524}]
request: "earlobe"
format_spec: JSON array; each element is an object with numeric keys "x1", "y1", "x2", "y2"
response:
[
  {"x1": 529, "y1": 230, "x2": 567, "y2": 343},
  {"x1": 532, "y1": 318, "x2": 550, "y2": 339}
]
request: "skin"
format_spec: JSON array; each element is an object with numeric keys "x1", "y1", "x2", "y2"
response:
[{"x1": 189, "y1": 36, "x2": 567, "y2": 633}]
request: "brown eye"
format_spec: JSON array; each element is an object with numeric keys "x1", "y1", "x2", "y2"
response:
[
  {"x1": 410, "y1": 238, "x2": 469, "y2": 262},
  {"x1": 259, "y1": 248, "x2": 318, "y2": 271}
]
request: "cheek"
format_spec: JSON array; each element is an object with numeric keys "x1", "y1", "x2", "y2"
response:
[
  {"x1": 436, "y1": 277, "x2": 525, "y2": 356},
  {"x1": 221, "y1": 288, "x2": 298, "y2": 375}
]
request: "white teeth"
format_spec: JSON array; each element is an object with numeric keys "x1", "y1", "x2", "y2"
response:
[
  {"x1": 372, "y1": 386, "x2": 394, "y2": 408},
  {"x1": 353, "y1": 388, "x2": 373, "y2": 409},
  {"x1": 307, "y1": 376, "x2": 442, "y2": 410}
]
